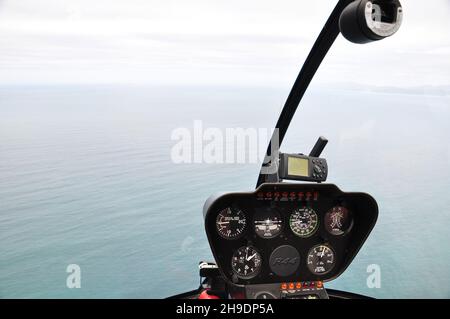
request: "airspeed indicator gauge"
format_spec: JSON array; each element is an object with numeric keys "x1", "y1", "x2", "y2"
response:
[{"x1": 216, "y1": 207, "x2": 246, "y2": 239}]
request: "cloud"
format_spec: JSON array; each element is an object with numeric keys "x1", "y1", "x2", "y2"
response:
[{"x1": 0, "y1": 0, "x2": 449, "y2": 86}]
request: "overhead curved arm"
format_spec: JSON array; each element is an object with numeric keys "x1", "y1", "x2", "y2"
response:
[{"x1": 256, "y1": 0, "x2": 354, "y2": 187}]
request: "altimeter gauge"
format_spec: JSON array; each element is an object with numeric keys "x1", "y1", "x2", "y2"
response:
[{"x1": 231, "y1": 246, "x2": 262, "y2": 279}]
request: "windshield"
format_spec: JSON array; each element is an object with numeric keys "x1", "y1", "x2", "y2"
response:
[
  {"x1": 0, "y1": 0, "x2": 449, "y2": 299},
  {"x1": 284, "y1": 1, "x2": 450, "y2": 298}
]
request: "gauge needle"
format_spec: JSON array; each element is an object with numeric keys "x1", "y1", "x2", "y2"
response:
[
  {"x1": 217, "y1": 221, "x2": 230, "y2": 225},
  {"x1": 320, "y1": 247, "x2": 325, "y2": 258},
  {"x1": 247, "y1": 253, "x2": 257, "y2": 261}
]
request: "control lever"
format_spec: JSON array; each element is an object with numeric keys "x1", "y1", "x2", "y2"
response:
[
  {"x1": 199, "y1": 261, "x2": 220, "y2": 278},
  {"x1": 198, "y1": 261, "x2": 227, "y2": 298}
]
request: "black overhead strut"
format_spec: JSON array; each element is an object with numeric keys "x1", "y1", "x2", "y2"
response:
[{"x1": 256, "y1": 0, "x2": 354, "y2": 187}]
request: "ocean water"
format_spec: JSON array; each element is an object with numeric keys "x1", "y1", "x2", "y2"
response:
[{"x1": 0, "y1": 85, "x2": 449, "y2": 298}]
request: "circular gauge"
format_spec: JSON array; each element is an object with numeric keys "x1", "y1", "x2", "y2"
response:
[
  {"x1": 289, "y1": 207, "x2": 319, "y2": 238},
  {"x1": 254, "y1": 209, "x2": 283, "y2": 238},
  {"x1": 231, "y1": 246, "x2": 262, "y2": 279},
  {"x1": 307, "y1": 244, "x2": 335, "y2": 275},
  {"x1": 216, "y1": 207, "x2": 246, "y2": 239},
  {"x1": 325, "y1": 206, "x2": 353, "y2": 236}
]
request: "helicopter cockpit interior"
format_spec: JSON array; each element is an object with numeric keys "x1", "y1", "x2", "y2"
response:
[
  {"x1": 203, "y1": 182, "x2": 378, "y2": 299},
  {"x1": 170, "y1": 0, "x2": 404, "y2": 300},
  {"x1": 201, "y1": 140, "x2": 378, "y2": 299}
]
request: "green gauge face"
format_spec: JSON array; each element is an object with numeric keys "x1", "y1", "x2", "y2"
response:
[{"x1": 289, "y1": 207, "x2": 319, "y2": 238}]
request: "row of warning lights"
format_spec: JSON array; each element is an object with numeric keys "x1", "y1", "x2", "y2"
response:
[
  {"x1": 257, "y1": 191, "x2": 319, "y2": 201},
  {"x1": 280, "y1": 281, "x2": 323, "y2": 291}
]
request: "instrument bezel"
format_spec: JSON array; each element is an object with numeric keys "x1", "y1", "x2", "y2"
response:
[{"x1": 204, "y1": 183, "x2": 378, "y2": 286}]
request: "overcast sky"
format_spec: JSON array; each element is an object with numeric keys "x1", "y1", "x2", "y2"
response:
[{"x1": 0, "y1": 0, "x2": 449, "y2": 87}]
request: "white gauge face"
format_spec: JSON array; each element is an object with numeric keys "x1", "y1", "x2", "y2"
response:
[
  {"x1": 216, "y1": 207, "x2": 246, "y2": 239},
  {"x1": 231, "y1": 246, "x2": 262, "y2": 279},
  {"x1": 307, "y1": 244, "x2": 335, "y2": 275},
  {"x1": 289, "y1": 207, "x2": 319, "y2": 238}
]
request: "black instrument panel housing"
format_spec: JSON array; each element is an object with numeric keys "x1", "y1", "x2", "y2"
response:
[{"x1": 203, "y1": 183, "x2": 378, "y2": 286}]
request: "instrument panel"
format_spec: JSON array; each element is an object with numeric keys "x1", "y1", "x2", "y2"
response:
[{"x1": 203, "y1": 183, "x2": 378, "y2": 286}]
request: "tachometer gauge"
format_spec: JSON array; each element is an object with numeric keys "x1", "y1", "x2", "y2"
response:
[
  {"x1": 254, "y1": 209, "x2": 283, "y2": 238},
  {"x1": 231, "y1": 246, "x2": 262, "y2": 279},
  {"x1": 289, "y1": 207, "x2": 319, "y2": 238},
  {"x1": 216, "y1": 207, "x2": 246, "y2": 239},
  {"x1": 307, "y1": 244, "x2": 335, "y2": 275},
  {"x1": 325, "y1": 206, "x2": 352, "y2": 236}
]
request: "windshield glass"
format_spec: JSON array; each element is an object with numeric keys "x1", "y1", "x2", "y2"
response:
[
  {"x1": 283, "y1": 1, "x2": 450, "y2": 298},
  {"x1": 0, "y1": 0, "x2": 449, "y2": 299}
]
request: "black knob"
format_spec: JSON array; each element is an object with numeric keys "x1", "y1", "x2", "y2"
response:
[{"x1": 314, "y1": 165, "x2": 322, "y2": 174}]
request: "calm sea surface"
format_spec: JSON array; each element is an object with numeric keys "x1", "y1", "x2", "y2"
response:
[{"x1": 0, "y1": 85, "x2": 449, "y2": 298}]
